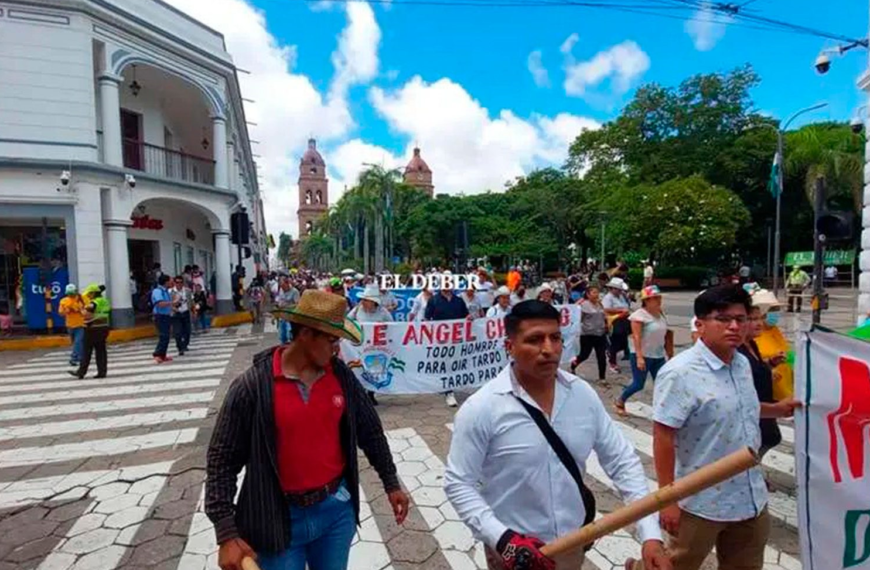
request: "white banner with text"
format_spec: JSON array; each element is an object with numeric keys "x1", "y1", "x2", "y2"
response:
[{"x1": 339, "y1": 305, "x2": 581, "y2": 394}]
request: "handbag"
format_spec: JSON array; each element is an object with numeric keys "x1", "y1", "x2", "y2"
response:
[{"x1": 513, "y1": 396, "x2": 596, "y2": 550}]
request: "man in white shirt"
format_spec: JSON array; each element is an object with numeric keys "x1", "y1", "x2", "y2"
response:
[
  {"x1": 486, "y1": 286, "x2": 512, "y2": 319},
  {"x1": 445, "y1": 300, "x2": 669, "y2": 570}
]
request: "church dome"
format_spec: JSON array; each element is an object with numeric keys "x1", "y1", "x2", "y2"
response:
[
  {"x1": 405, "y1": 147, "x2": 431, "y2": 174},
  {"x1": 301, "y1": 138, "x2": 325, "y2": 167}
]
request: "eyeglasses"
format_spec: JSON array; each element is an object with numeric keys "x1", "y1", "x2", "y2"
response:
[{"x1": 707, "y1": 315, "x2": 748, "y2": 325}]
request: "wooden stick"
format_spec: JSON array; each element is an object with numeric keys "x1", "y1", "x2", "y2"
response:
[
  {"x1": 540, "y1": 446, "x2": 758, "y2": 558},
  {"x1": 242, "y1": 557, "x2": 261, "y2": 570}
]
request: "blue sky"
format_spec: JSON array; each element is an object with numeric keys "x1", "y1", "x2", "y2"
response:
[{"x1": 171, "y1": 0, "x2": 869, "y2": 237}]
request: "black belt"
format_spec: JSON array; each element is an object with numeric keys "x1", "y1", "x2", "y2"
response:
[{"x1": 285, "y1": 476, "x2": 343, "y2": 508}]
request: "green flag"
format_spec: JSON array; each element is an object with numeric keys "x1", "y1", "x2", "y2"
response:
[{"x1": 768, "y1": 151, "x2": 782, "y2": 198}]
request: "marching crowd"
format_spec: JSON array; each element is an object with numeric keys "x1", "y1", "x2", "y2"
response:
[{"x1": 196, "y1": 260, "x2": 803, "y2": 570}]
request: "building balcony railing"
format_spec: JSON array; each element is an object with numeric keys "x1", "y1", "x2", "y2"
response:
[{"x1": 122, "y1": 138, "x2": 215, "y2": 186}]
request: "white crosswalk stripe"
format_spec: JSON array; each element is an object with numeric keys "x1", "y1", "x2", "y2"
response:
[{"x1": 0, "y1": 331, "x2": 247, "y2": 568}]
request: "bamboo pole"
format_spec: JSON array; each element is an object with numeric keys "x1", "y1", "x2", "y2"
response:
[{"x1": 540, "y1": 447, "x2": 758, "y2": 559}]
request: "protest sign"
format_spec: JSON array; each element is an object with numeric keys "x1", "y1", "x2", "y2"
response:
[
  {"x1": 796, "y1": 328, "x2": 870, "y2": 569},
  {"x1": 340, "y1": 305, "x2": 581, "y2": 394}
]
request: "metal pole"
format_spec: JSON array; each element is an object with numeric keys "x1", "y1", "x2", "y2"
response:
[
  {"x1": 766, "y1": 225, "x2": 772, "y2": 281},
  {"x1": 812, "y1": 176, "x2": 825, "y2": 325},
  {"x1": 773, "y1": 131, "x2": 783, "y2": 296},
  {"x1": 600, "y1": 219, "x2": 605, "y2": 266}
]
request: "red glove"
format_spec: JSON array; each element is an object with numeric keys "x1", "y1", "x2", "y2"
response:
[{"x1": 497, "y1": 530, "x2": 556, "y2": 570}]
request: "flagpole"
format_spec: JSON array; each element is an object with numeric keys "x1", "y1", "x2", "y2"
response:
[{"x1": 772, "y1": 102, "x2": 828, "y2": 299}]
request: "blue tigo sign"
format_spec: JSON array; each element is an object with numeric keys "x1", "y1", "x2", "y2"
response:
[{"x1": 23, "y1": 267, "x2": 69, "y2": 329}]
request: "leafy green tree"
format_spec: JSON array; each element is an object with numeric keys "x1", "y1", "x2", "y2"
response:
[{"x1": 276, "y1": 232, "x2": 293, "y2": 267}]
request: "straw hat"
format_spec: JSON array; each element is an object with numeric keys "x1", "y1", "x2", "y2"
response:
[
  {"x1": 272, "y1": 289, "x2": 363, "y2": 344},
  {"x1": 751, "y1": 289, "x2": 781, "y2": 311}
]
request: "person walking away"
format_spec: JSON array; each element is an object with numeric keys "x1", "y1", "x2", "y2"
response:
[
  {"x1": 348, "y1": 285, "x2": 394, "y2": 406},
  {"x1": 506, "y1": 266, "x2": 521, "y2": 292},
  {"x1": 275, "y1": 278, "x2": 302, "y2": 344},
  {"x1": 785, "y1": 265, "x2": 810, "y2": 313},
  {"x1": 615, "y1": 285, "x2": 672, "y2": 416},
  {"x1": 445, "y1": 300, "x2": 670, "y2": 570},
  {"x1": 152, "y1": 274, "x2": 175, "y2": 363},
  {"x1": 172, "y1": 276, "x2": 193, "y2": 355},
  {"x1": 70, "y1": 284, "x2": 110, "y2": 379},
  {"x1": 643, "y1": 262, "x2": 655, "y2": 287},
  {"x1": 462, "y1": 286, "x2": 482, "y2": 319},
  {"x1": 753, "y1": 293, "x2": 794, "y2": 401},
  {"x1": 425, "y1": 272, "x2": 469, "y2": 408},
  {"x1": 602, "y1": 278, "x2": 631, "y2": 374},
  {"x1": 247, "y1": 278, "x2": 266, "y2": 324},
  {"x1": 206, "y1": 289, "x2": 409, "y2": 570},
  {"x1": 569, "y1": 285, "x2": 608, "y2": 382},
  {"x1": 739, "y1": 290, "x2": 787, "y2": 458},
  {"x1": 59, "y1": 284, "x2": 85, "y2": 367},
  {"x1": 192, "y1": 283, "x2": 211, "y2": 334},
  {"x1": 485, "y1": 287, "x2": 512, "y2": 319},
  {"x1": 408, "y1": 287, "x2": 433, "y2": 322},
  {"x1": 650, "y1": 285, "x2": 799, "y2": 570}
]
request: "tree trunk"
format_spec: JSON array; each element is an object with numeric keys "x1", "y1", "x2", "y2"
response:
[
  {"x1": 374, "y1": 214, "x2": 384, "y2": 273},
  {"x1": 363, "y1": 222, "x2": 371, "y2": 275}
]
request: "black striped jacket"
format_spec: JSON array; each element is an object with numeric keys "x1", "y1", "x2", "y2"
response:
[{"x1": 205, "y1": 347, "x2": 400, "y2": 553}]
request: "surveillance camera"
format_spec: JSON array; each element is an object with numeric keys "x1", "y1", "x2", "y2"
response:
[
  {"x1": 851, "y1": 117, "x2": 864, "y2": 134},
  {"x1": 815, "y1": 53, "x2": 831, "y2": 75},
  {"x1": 125, "y1": 174, "x2": 136, "y2": 188},
  {"x1": 60, "y1": 170, "x2": 71, "y2": 186}
]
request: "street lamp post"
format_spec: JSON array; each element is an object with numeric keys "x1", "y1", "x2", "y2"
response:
[{"x1": 771, "y1": 102, "x2": 828, "y2": 297}]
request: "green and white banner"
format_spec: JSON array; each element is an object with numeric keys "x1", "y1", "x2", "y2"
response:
[
  {"x1": 796, "y1": 329, "x2": 870, "y2": 569},
  {"x1": 339, "y1": 306, "x2": 581, "y2": 394}
]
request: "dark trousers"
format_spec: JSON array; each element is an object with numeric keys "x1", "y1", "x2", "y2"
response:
[
  {"x1": 608, "y1": 324, "x2": 630, "y2": 365},
  {"x1": 154, "y1": 314, "x2": 172, "y2": 357},
  {"x1": 174, "y1": 311, "x2": 191, "y2": 351},
  {"x1": 577, "y1": 334, "x2": 607, "y2": 379},
  {"x1": 787, "y1": 288, "x2": 803, "y2": 313},
  {"x1": 77, "y1": 326, "x2": 108, "y2": 378}
]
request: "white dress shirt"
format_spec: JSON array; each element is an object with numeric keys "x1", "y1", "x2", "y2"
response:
[{"x1": 445, "y1": 364, "x2": 661, "y2": 549}]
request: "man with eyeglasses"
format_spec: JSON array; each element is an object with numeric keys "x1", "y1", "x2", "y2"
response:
[{"x1": 646, "y1": 285, "x2": 799, "y2": 570}]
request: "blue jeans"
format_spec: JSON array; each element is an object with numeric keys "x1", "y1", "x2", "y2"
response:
[
  {"x1": 258, "y1": 483, "x2": 356, "y2": 570},
  {"x1": 153, "y1": 314, "x2": 172, "y2": 357},
  {"x1": 620, "y1": 354, "x2": 666, "y2": 403},
  {"x1": 69, "y1": 327, "x2": 84, "y2": 364},
  {"x1": 279, "y1": 320, "x2": 292, "y2": 344}
]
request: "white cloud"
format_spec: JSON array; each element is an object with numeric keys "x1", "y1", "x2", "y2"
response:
[
  {"x1": 327, "y1": 139, "x2": 402, "y2": 199},
  {"x1": 560, "y1": 33, "x2": 579, "y2": 55},
  {"x1": 527, "y1": 50, "x2": 550, "y2": 88},
  {"x1": 164, "y1": 0, "x2": 381, "y2": 239},
  {"x1": 562, "y1": 38, "x2": 650, "y2": 99},
  {"x1": 685, "y1": 2, "x2": 729, "y2": 51},
  {"x1": 330, "y1": 2, "x2": 381, "y2": 98},
  {"x1": 370, "y1": 77, "x2": 599, "y2": 194}
]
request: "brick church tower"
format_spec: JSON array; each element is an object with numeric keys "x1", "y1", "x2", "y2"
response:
[
  {"x1": 297, "y1": 138, "x2": 329, "y2": 238},
  {"x1": 403, "y1": 147, "x2": 434, "y2": 197}
]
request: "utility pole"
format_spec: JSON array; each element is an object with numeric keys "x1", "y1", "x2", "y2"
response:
[
  {"x1": 600, "y1": 219, "x2": 606, "y2": 266},
  {"x1": 812, "y1": 176, "x2": 826, "y2": 325}
]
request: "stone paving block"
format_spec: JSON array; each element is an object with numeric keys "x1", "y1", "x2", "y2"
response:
[
  {"x1": 60, "y1": 527, "x2": 119, "y2": 555},
  {"x1": 442, "y1": 550, "x2": 479, "y2": 570},
  {"x1": 93, "y1": 493, "x2": 141, "y2": 515},
  {"x1": 46, "y1": 499, "x2": 91, "y2": 523},
  {"x1": 128, "y1": 475, "x2": 167, "y2": 496},
  {"x1": 6, "y1": 535, "x2": 61, "y2": 564},
  {"x1": 71, "y1": 544, "x2": 126, "y2": 570},
  {"x1": 369, "y1": 493, "x2": 396, "y2": 517},
  {"x1": 115, "y1": 519, "x2": 169, "y2": 546},
  {"x1": 3, "y1": 519, "x2": 60, "y2": 545},
  {"x1": 176, "y1": 553, "x2": 208, "y2": 570},
  {"x1": 387, "y1": 530, "x2": 439, "y2": 563},
  {"x1": 397, "y1": 461, "x2": 427, "y2": 477},
  {"x1": 402, "y1": 447, "x2": 434, "y2": 462},
  {"x1": 105, "y1": 505, "x2": 150, "y2": 528},
  {"x1": 416, "y1": 506, "x2": 445, "y2": 529},
  {"x1": 438, "y1": 501, "x2": 462, "y2": 522},
  {"x1": 54, "y1": 487, "x2": 90, "y2": 503},
  {"x1": 127, "y1": 534, "x2": 186, "y2": 565},
  {"x1": 433, "y1": 521, "x2": 476, "y2": 551},
  {"x1": 416, "y1": 470, "x2": 444, "y2": 488},
  {"x1": 412, "y1": 486, "x2": 447, "y2": 507},
  {"x1": 348, "y1": 539, "x2": 391, "y2": 570},
  {"x1": 34, "y1": 551, "x2": 77, "y2": 570},
  {"x1": 66, "y1": 513, "x2": 107, "y2": 537},
  {"x1": 153, "y1": 498, "x2": 197, "y2": 520},
  {"x1": 185, "y1": 529, "x2": 217, "y2": 556},
  {"x1": 400, "y1": 508, "x2": 434, "y2": 533},
  {"x1": 0, "y1": 506, "x2": 48, "y2": 532},
  {"x1": 89, "y1": 481, "x2": 131, "y2": 501}
]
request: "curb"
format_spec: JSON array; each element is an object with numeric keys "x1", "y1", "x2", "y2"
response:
[{"x1": 0, "y1": 312, "x2": 254, "y2": 352}]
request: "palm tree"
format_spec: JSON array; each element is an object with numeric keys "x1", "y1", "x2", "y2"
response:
[
  {"x1": 300, "y1": 234, "x2": 333, "y2": 271},
  {"x1": 359, "y1": 165, "x2": 403, "y2": 272},
  {"x1": 785, "y1": 124, "x2": 864, "y2": 212}
]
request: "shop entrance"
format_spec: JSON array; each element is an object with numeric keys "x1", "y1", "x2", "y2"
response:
[{"x1": 128, "y1": 239, "x2": 159, "y2": 312}]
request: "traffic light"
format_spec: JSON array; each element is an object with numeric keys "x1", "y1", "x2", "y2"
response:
[
  {"x1": 242, "y1": 246, "x2": 252, "y2": 259},
  {"x1": 231, "y1": 211, "x2": 250, "y2": 245},
  {"x1": 816, "y1": 211, "x2": 854, "y2": 242}
]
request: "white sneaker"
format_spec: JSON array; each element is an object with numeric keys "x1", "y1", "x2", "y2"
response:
[{"x1": 445, "y1": 392, "x2": 458, "y2": 408}]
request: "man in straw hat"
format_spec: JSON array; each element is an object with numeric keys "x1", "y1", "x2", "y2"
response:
[
  {"x1": 206, "y1": 289, "x2": 409, "y2": 570},
  {"x1": 445, "y1": 300, "x2": 669, "y2": 570}
]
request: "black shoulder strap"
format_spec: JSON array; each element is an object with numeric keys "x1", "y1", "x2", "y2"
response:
[{"x1": 513, "y1": 396, "x2": 597, "y2": 532}]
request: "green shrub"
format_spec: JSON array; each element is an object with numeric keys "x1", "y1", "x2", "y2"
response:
[
  {"x1": 627, "y1": 268, "x2": 644, "y2": 289},
  {"x1": 654, "y1": 266, "x2": 710, "y2": 289}
]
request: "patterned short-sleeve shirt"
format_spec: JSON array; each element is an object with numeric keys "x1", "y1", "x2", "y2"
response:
[{"x1": 653, "y1": 340, "x2": 768, "y2": 522}]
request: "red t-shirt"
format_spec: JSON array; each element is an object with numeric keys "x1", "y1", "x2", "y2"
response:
[{"x1": 272, "y1": 348, "x2": 347, "y2": 492}]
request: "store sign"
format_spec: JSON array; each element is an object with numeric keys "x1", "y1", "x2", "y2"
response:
[
  {"x1": 23, "y1": 267, "x2": 68, "y2": 330},
  {"x1": 784, "y1": 250, "x2": 856, "y2": 267},
  {"x1": 131, "y1": 215, "x2": 164, "y2": 230}
]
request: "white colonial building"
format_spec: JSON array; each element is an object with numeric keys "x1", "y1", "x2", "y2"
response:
[{"x1": 0, "y1": 0, "x2": 267, "y2": 329}]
